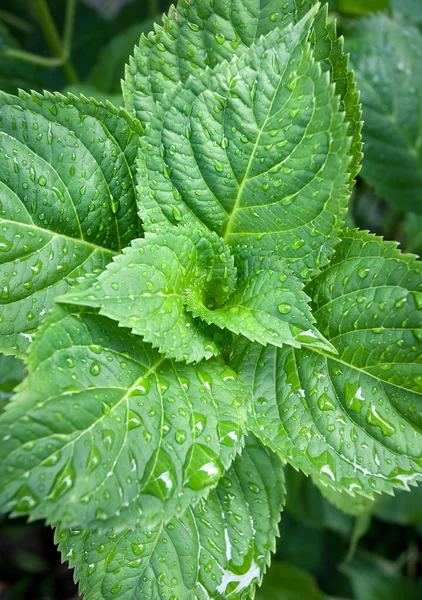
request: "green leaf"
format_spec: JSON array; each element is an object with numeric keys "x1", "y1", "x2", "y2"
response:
[
  {"x1": 336, "y1": 0, "x2": 389, "y2": 15},
  {"x1": 61, "y1": 231, "x2": 334, "y2": 357},
  {"x1": 123, "y1": 0, "x2": 304, "y2": 126},
  {"x1": 58, "y1": 226, "x2": 235, "y2": 363},
  {"x1": 346, "y1": 14, "x2": 422, "y2": 212},
  {"x1": 234, "y1": 230, "x2": 422, "y2": 497},
  {"x1": 62, "y1": 84, "x2": 123, "y2": 108},
  {"x1": 0, "y1": 91, "x2": 142, "y2": 356},
  {"x1": 57, "y1": 435, "x2": 284, "y2": 600},
  {"x1": 188, "y1": 249, "x2": 336, "y2": 352},
  {"x1": 296, "y1": 3, "x2": 362, "y2": 182},
  {"x1": 313, "y1": 478, "x2": 375, "y2": 516},
  {"x1": 404, "y1": 212, "x2": 422, "y2": 255},
  {"x1": 391, "y1": 0, "x2": 422, "y2": 31},
  {"x1": 137, "y1": 15, "x2": 351, "y2": 278},
  {"x1": 0, "y1": 307, "x2": 246, "y2": 531},
  {"x1": 255, "y1": 562, "x2": 327, "y2": 600},
  {"x1": 375, "y1": 482, "x2": 422, "y2": 525},
  {"x1": 0, "y1": 354, "x2": 25, "y2": 412},
  {"x1": 343, "y1": 556, "x2": 422, "y2": 600},
  {"x1": 124, "y1": 1, "x2": 361, "y2": 183}
]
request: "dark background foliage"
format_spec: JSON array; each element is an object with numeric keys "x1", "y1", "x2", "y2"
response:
[{"x1": 0, "y1": 0, "x2": 421, "y2": 598}]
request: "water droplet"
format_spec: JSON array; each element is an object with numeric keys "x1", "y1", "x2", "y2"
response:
[
  {"x1": 131, "y1": 542, "x2": 145, "y2": 556},
  {"x1": 184, "y1": 445, "x2": 222, "y2": 491},
  {"x1": 395, "y1": 296, "x2": 407, "y2": 309},
  {"x1": 278, "y1": 303, "x2": 291, "y2": 314},
  {"x1": 50, "y1": 460, "x2": 75, "y2": 500},
  {"x1": 0, "y1": 236, "x2": 12, "y2": 252},
  {"x1": 90, "y1": 361, "x2": 101, "y2": 376},
  {"x1": 175, "y1": 430, "x2": 187, "y2": 444},
  {"x1": 366, "y1": 404, "x2": 396, "y2": 437},
  {"x1": 102, "y1": 430, "x2": 115, "y2": 452},
  {"x1": 318, "y1": 393, "x2": 336, "y2": 412},
  {"x1": 344, "y1": 381, "x2": 365, "y2": 414}
]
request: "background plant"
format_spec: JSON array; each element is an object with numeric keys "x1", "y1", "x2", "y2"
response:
[{"x1": 0, "y1": 0, "x2": 421, "y2": 599}]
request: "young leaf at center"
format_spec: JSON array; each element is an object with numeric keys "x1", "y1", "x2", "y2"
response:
[{"x1": 60, "y1": 230, "x2": 335, "y2": 356}]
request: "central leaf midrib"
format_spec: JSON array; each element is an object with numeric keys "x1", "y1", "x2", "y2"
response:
[
  {"x1": 310, "y1": 346, "x2": 420, "y2": 395},
  {"x1": 222, "y1": 45, "x2": 296, "y2": 243},
  {"x1": 0, "y1": 218, "x2": 118, "y2": 257},
  {"x1": 7, "y1": 353, "x2": 168, "y2": 492}
]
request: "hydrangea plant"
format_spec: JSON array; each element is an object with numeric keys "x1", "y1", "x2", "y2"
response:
[{"x1": 0, "y1": 1, "x2": 421, "y2": 598}]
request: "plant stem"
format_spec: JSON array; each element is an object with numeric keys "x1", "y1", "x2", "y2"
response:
[
  {"x1": 344, "y1": 513, "x2": 371, "y2": 564},
  {"x1": 30, "y1": 0, "x2": 78, "y2": 83},
  {"x1": 1, "y1": 47, "x2": 69, "y2": 67},
  {"x1": 63, "y1": 0, "x2": 77, "y2": 53},
  {"x1": 0, "y1": 9, "x2": 34, "y2": 32},
  {"x1": 148, "y1": 0, "x2": 159, "y2": 17}
]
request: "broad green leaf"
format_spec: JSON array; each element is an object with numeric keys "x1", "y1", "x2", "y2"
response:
[
  {"x1": 391, "y1": 0, "x2": 422, "y2": 31},
  {"x1": 255, "y1": 562, "x2": 327, "y2": 600},
  {"x1": 313, "y1": 478, "x2": 375, "y2": 516},
  {"x1": 295, "y1": 3, "x2": 362, "y2": 182},
  {"x1": 336, "y1": 0, "x2": 389, "y2": 15},
  {"x1": 58, "y1": 226, "x2": 236, "y2": 362},
  {"x1": 0, "y1": 307, "x2": 246, "y2": 531},
  {"x1": 123, "y1": 0, "x2": 306, "y2": 126},
  {"x1": 404, "y1": 212, "x2": 422, "y2": 255},
  {"x1": 234, "y1": 230, "x2": 422, "y2": 497},
  {"x1": 62, "y1": 84, "x2": 123, "y2": 108},
  {"x1": 124, "y1": 1, "x2": 361, "y2": 184},
  {"x1": 375, "y1": 482, "x2": 422, "y2": 525},
  {"x1": 137, "y1": 15, "x2": 351, "y2": 278},
  {"x1": 0, "y1": 91, "x2": 142, "y2": 356},
  {"x1": 124, "y1": 1, "x2": 361, "y2": 174},
  {"x1": 343, "y1": 556, "x2": 422, "y2": 600},
  {"x1": 188, "y1": 249, "x2": 336, "y2": 352},
  {"x1": 57, "y1": 435, "x2": 284, "y2": 600},
  {"x1": 346, "y1": 14, "x2": 422, "y2": 212},
  {"x1": 0, "y1": 354, "x2": 24, "y2": 412}
]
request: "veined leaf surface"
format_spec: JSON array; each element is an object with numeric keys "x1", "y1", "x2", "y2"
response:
[
  {"x1": 0, "y1": 354, "x2": 24, "y2": 411},
  {"x1": 60, "y1": 230, "x2": 334, "y2": 357},
  {"x1": 346, "y1": 14, "x2": 422, "y2": 212},
  {"x1": 0, "y1": 308, "x2": 246, "y2": 531},
  {"x1": 137, "y1": 16, "x2": 351, "y2": 278},
  {"x1": 392, "y1": 0, "x2": 422, "y2": 31},
  {"x1": 57, "y1": 435, "x2": 284, "y2": 600},
  {"x1": 235, "y1": 231, "x2": 422, "y2": 496},
  {"x1": 0, "y1": 92, "x2": 142, "y2": 356},
  {"x1": 58, "y1": 227, "x2": 236, "y2": 363},
  {"x1": 188, "y1": 249, "x2": 336, "y2": 352},
  {"x1": 124, "y1": 1, "x2": 361, "y2": 177},
  {"x1": 124, "y1": 0, "x2": 308, "y2": 126}
]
